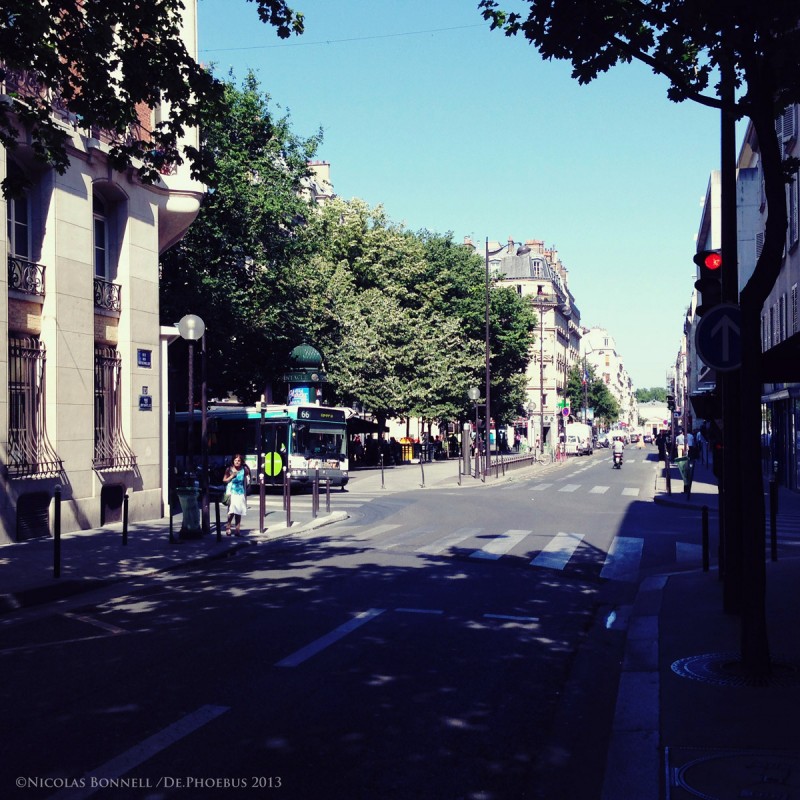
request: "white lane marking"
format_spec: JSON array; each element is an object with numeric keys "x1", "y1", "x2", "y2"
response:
[
  {"x1": 558, "y1": 484, "x2": 581, "y2": 493},
  {"x1": 531, "y1": 483, "x2": 553, "y2": 491},
  {"x1": 470, "y1": 529, "x2": 529, "y2": 560},
  {"x1": 63, "y1": 612, "x2": 127, "y2": 635},
  {"x1": 383, "y1": 527, "x2": 436, "y2": 549},
  {"x1": 676, "y1": 543, "x2": 702, "y2": 563},
  {"x1": 483, "y1": 614, "x2": 539, "y2": 623},
  {"x1": 396, "y1": 608, "x2": 444, "y2": 615},
  {"x1": 416, "y1": 528, "x2": 480, "y2": 555},
  {"x1": 600, "y1": 537, "x2": 644, "y2": 581},
  {"x1": 590, "y1": 486, "x2": 610, "y2": 494},
  {"x1": 530, "y1": 532, "x2": 585, "y2": 570},
  {"x1": 275, "y1": 608, "x2": 385, "y2": 667},
  {"x1": 622, "y1": 488, "x2": 640, "y2": 496},
  {"x1": 47, "y1": 705, "x2": 229, "y2": 800}
]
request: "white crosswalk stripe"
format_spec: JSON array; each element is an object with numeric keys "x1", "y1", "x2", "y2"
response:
[
  {"x1": 416, "y1": 528, "x2": 481, "y2": 555},
  {"x1": 470, "y1": 529, "x2": 529, "y2": 560},
  {"x1": 599, "y1": 537, "x2": 644, "y2": 580},
  {"x1": 621, "y1": 488, "x2": 640, "y2": 496},
  {"x1": 558, "y1": 484, "x2": 581, "y2": 493},
  {"x1": 530, "y1": 532, "x2": 585, "y2": 570},
  {"x1": 531, "y1": 483, "x2": 553, "y2": 491},
  {"x1": 589, "y1": 486, "x2": 610, "y2": 494}
]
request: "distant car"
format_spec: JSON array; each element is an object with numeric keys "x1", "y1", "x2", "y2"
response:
[
  {"x1": 643, "y1": 433, "x2": 653, "y2": 444},
  {"x1": 629, "y1": 433, "x2": 640, "y2": 444}
]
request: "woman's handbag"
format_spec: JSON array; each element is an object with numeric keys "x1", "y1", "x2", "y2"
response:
[{"x1": 222, "y1": 486, "x2": 231, "y2": 507}]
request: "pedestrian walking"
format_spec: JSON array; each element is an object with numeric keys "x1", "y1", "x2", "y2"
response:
[{"x1": 223, "y1": 453, "x2": 248, "y2": 536}]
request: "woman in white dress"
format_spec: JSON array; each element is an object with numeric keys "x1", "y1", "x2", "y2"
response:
[{"x1": 223, "y1": 454, "x2": 248, "y2": 536}]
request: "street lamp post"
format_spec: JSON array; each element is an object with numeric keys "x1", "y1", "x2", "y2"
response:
[
  {"x1": 468, "y1": 386, "x2": 480, "y2": 479},
  {"x1": 484, "y1": 238, "x2": 530, "y2": 476},
  {"x1": 535, "y1": 290, "x2": 547, "y2": 455},
  {"x1": 177, "y1": 314, "x2": 207, "y2": 537}
]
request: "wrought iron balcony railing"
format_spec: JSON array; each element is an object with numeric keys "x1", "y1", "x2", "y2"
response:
[
  {"x1": 8, "y1": 255, "x2": 46, "y2": 296},
  {"x1": 94, "y1": 277, "x2": 122, "y2": 312}
]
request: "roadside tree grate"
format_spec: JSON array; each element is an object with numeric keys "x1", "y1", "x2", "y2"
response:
[{"x1": 671, "y1": 652, "x2": 800, "y2": 687}]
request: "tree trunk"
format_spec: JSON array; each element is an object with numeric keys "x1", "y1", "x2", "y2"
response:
[{"x1": 733, "y1": 70, "x2": 789, "y2": 680}]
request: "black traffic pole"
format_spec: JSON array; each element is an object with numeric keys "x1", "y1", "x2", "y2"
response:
[
  {"x1": 53, "y1": 484, "x2": 62, "y2": 578},
  {"x1": 122, "y1": 493, "x2": 129, "y2": 545}
]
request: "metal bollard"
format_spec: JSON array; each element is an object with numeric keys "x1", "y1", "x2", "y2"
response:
[
  {"x1": 215, "y1": 500, "x2": 222, "y2": 542},
  {"x1": 770, "y1": 478, "x2": 778, "y2": 561},
  {"x1": 260, "y1": 475, "x2": 266, "y2": 533},
  {"x1": 122, "y1": 493, "x2": 129, "y2": 545},
  {"x1": 380, "y1": 453, "x2": 385, "y2": 489},
  {"x1": 169, "y1": 491, "x2": 176, "y2": 544},
  {"x1": 702, "y1": 505, "x2": 709, "y2": 572},
  {"x1": 312, "y1": 469, "x2": 319, "y2": 518},
  {"x1": 419, "y1": 458, "x2": 425, "y2": 488},
  {"x1": 325, "y1": 478, "x2": 331, "y2": 512},
  {"x1": 284, "y1": 469, "x2": 292, "y2": 527},
  {"x1": 53, "y1": 484, "x2": 62, "y2": 578},
  {"x1": 665, "y1": 458, "x2": 672, "y2": 494}
]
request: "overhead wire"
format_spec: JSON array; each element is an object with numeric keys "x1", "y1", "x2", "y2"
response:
[{"x1": 201, "y1": 23, "x2": 486, "y2": 53}]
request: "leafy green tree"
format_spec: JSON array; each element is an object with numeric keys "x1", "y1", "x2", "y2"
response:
[
  {"x1": 295, "y1": 200, "x2": 485, "y2": 424},
  {"x1": 636, "y1": 387, "x2": 667, "y2": 404},
  {"x1": 160, "y1": 70, "x2": 320, "y2": 403},
  {"x1": 566, "y1": 363, "x2": 619, "y2": 426},
  {"x1": 0, "y1": 0, "x2": 302, "y2": 195},
  {"x1": 417, "y1": 232, "x2": 535, "y2": 425},
  {"x1": 489, "y1": 286, "x2": 537, "y2": 424},
  {"x1": 479, "y1": 0, "x2": 800, "y2": 676}
]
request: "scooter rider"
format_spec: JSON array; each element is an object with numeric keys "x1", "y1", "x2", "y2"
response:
[{"x1": 612, "y1": 436, "x2": 624, "y2": 465}]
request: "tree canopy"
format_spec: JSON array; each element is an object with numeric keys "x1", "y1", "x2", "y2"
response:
[
  {"x1": 566, "y1": 363, "x2": 619, "y2": 427},
  {"x1": 479, "y1": 0, "x2": 800, "y2": 312},
  {"x1": 0, "y1": 0, "x2": 302, "y2": 194},
  {"x1": 159, "y1": 70, "x2": 320, "y2": 402}
]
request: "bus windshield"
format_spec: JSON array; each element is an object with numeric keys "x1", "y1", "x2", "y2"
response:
[{"x1": 292, "y1": 422, "x2": 347, "y2": 461}]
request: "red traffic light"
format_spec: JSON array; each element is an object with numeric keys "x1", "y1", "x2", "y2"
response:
[{"x1": 693, "y1": 249, "x2": 722, "y2": 270}]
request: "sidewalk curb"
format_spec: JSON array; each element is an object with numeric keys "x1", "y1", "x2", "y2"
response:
[{"x1": 0, "y1": 511, "x2": 351, "y2": 617}]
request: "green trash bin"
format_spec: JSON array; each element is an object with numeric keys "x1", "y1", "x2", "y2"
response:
[{"x1": 674, "y1": 456, "x2": 694, "y2": 496}]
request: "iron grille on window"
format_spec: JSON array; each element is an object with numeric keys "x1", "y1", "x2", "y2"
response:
[
  {"x1": 93, "y1": 346, "x2": 137, "y2": 470},
  {"x1": 7, "y1": 337, "x2": 62, "y2": 478}
]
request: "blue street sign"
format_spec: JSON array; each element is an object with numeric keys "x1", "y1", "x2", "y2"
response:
[{"x1": 695, "y1": 303, "x2": 742, "y2": 371}]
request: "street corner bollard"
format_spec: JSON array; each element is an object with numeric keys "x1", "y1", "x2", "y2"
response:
[
  {"x1": 325, "y1": 478, "x2": 331, "y2": 513},
  {"x1": 769, "y1": 478, "x2": 778, "y2": 561},
  {"x1": 122, "y1": 493, "x2": 129, "y2": 545},
  {"x1": 53, "y1": 484, "x2": 62, "y2": 578},
  {"x1": 419, "y1": 458, "x2": 425, "y2": 488},
  {"x1": 215, "y1": 499, "x2": 222, "y2": 542}
]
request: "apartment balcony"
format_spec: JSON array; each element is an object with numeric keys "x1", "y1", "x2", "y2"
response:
[
  {"x1": 8, "y1": 255, "x2": 46, "y2": 297},
  {"x1": 94, "y1": 277, "x2": 122, "y2": 312}
]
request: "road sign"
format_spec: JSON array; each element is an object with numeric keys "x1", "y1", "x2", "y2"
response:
[
  {"x1": 561, "y1": 406, "x2": 570, "y2": 418},
  {"x1": 695, "y1": 303, "x2": 742, "y2": 372}
]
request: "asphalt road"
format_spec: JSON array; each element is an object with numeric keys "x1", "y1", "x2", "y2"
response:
[{"x1": 0, "y1": 447, "x2": 696, "y2": 799}]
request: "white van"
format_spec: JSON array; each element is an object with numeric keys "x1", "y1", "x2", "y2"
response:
[{"x1": 565, "y1": 422, "x2": 593, "y2": 455}]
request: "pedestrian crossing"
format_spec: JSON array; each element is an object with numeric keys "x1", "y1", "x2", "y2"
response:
[
  {"x1": 530, "y1": 482, "x2": 642, "y2": 498},
  {"x1": 337, "y1": 523, "x2": 687, "y2": 582}
]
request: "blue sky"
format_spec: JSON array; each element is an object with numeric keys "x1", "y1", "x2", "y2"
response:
[{"x1": 198, "y1": 0, "x2": 724, "y2": 389}]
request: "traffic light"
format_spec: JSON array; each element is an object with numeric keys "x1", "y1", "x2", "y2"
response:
[
  {"x1": 667, "y1": 395, "x2": 676, "y2": 411},
  {"x1": 694, "y1": 249, "x2": 722, "y2": 316}
]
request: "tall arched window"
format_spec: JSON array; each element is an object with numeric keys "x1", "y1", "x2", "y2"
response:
[
  {"x1": 6, "y1": 162, "x2": 30, "y2": 259},
  {"x1": 93, "y1": 195, "x2": 108, "y2": 278}
]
